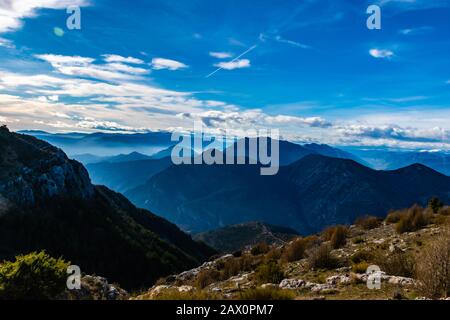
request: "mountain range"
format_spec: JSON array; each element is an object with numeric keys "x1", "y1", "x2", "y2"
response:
[
  {"x1": 0, "y1": 127, "x2": 214, "y2": 290},
  {"x1": 126, "y1": 153, "x2": 450, "y2": 234}
]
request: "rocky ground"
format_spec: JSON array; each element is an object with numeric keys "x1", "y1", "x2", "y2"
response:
[{"x1": 134, "y1": 210, "x2": 450, "y2": 300}]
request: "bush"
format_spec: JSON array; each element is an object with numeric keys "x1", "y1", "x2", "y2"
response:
[
  {"x1": 250, "y1": 242, "x2": 270, "y2": 256},
  {"x1": 395, "y1": 205, "x2": 432, "y2": 234},
  {"x1": 355, "y1": 215, "x2": 382, "y2": 230},
  {"x1": 330, "y1": 225, "x2": 349, "y2": 249},
  {"x1": 0, "y1": 251, "x2": 70, "y2": 300},
  {"x1": 195, "y1": 269, "x2": 221, "y2": 289},
  {"x1": 281, "y1": 238, "x2": 307, "y2": 262},
  {"x1": 239, "y1": 287, "x2": 295, "y2": 300},
  {"x1": 307, "y1": 244, "x2": 340, "y2": 270},
  {"x1": 428, "y1": 197, "x2": 444, "y2": 214},
  {"x1": 255, "y1": 261, "x2": 285, "y2": 284},
  {"x1": 438, "y1": 207, "x2": 450, "y2": 216},
  {"x1": 386, "y1": 210, "x2": 405, "y2": 224},
  {"x1": 352, "y1": 262, "x2": 370, "y2": 274},
  {"x1": 350, "y1": 250, "x2": 374, "y2": 264},
  {"x1": 353, "y1": 237, "x2": 365, "y2": 244},
  {"x1": 376, "y1": 252, "x2": 415, "y2": 278},
  {"x1": 416, "y1": 227, "x2": 450, "y2": 299}
]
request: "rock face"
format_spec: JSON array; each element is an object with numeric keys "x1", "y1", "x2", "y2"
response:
[
  {"x1": 0, "y1": 127, "x2": 215, "y2": 290},
  {"x1": 63, "y1": 275, "x2": 129, "y2": 300},
  {"x1": 0, "y1": 126, "x2": 94, "y2": 208}
]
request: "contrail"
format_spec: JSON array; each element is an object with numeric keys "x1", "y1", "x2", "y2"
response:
[{"x1": 206, "y1": 44, "x2": 257, "y2": 78}]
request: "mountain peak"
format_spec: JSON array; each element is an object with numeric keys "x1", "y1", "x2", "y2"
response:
[{"x1": 0, "y1": 128, "x2": 94, "y2": 207}]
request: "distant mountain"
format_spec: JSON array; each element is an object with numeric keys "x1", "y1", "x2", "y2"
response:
[
  {"x1": 126, "y1": 154, "x2": 450, "y2": 234},
  {"x1": 87, "y1": 157, "x2": 173, "y2": 193},
  {"x1": 194, "y1": 221, "x2": 299, "y2": 253},
  {"x1": 303, "y1": 143, "x2": 367, "y2": 166},
  {"x1": 18, "y1": 130, "x2": 175, "y2": 157},
  {"x1": 226, "y1": 138, "x2": 363, "y2": 166},
  {"x1": 348, "y1": 149, "x2": 450, "y2": 176},
  {"x1": 0, "y1": 127, "x2": 214, "y2": 290}
]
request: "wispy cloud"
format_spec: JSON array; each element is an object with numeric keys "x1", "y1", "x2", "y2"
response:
[
  {"x1": 0, "y1": 0, "x2": 90, "y2": 33},
  {"x1": 398, "y1": 26, "x2": 433, "y2": 35},
  {"x1": 102, "y1": 54, "x2": 144, "y2": 64},
  {"x1": 206, "y1": 45, "x2": 256, "y2": 78},
  {"x1": 369, "y1": 48, "x2": 394, "y2": 59},
  {"x1": 214, "y1": 59, "x2": 250, "y2": 70},
  {"x1": 151, "y1": 58, "x2": 188, "y2": 70},
  {"x1": 0, "y1": 37, "x2": 14, "y2": 48},
  {"x1": 209, "y1": 52, "x2": 233, "y2": 59},
  {"x1": 35, "y1": 54, "x2": 150, "y2": 81}
]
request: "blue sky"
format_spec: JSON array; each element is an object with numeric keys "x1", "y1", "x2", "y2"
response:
[{"x1": 0, "y1": 0, "x2": 449, "y2": 150}]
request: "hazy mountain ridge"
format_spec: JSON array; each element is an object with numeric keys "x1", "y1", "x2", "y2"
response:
[{"x1": 126, "y1": 154, "x2": 450, "y2": 234}]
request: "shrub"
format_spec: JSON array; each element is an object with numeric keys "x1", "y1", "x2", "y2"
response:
[
  {"x1": 330, "y1": 225, "x2": 349, "y2": 249},
  {"x1": 386, "y1": 210, "x2": 405, "y2": 224},
  {"x1": 250, "y1": 242, "x2": 270, "y2": 256},
  {"x1": 352, "y1": 262, "x2": 370, "y2": 274},
  {"x1": 195, "y1": 269, "x2": 221, "y2": 289},
  {"x1": 0, "y1": 251, "x2": 70, "y2": 300},
  {"x1": 239, "y1": 287, "x2": 295, "y2": 300},
  {"x1": 375, "y1": 252, "x2": 415, "y2": 278},
  {"x1": 395, "y1": 205, "x2": 432, "y2": 234},
  {"x1": 307, "y1": 244, "x2": 340, "y2": 270},
  {"x1": 355, "y1": 215, "x2": 382, "y2": 230},
  {"x1": 281, "y1": 238, "x2": 307, "y2": 262},
  {"x1": 255, "y1": 261, "x2": 285, "y2": 284},
  {"x1": 152, "y1": 289, "x2": 220, "y2": 300},
  {"x1": 428, "y1": 197, "x2": 444, "y2": 214},
  {"x1": 416, "y1": 227, "x2": 450, "y2": 299},
  {"x1": 265, "y1": 247, "x2": 283, "y2": 263},
  {"x1": 438, "y1": 206, "x2": 450, "y2": 216},
  {"x1": 350, "y1": 250, "x2": 374, "y2": 264},
  {"x1": 353, "y1": 237, "x2": 365, "y2": 244}
]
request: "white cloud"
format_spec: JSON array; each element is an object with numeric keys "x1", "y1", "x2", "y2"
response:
[
  {"x1": 0, "y1": 37, "x2": 14, "y2": 48},
  {"x1": 0, "y1": 0, "x2": 90, "y2": 33},
  {"x1": 151, "y1": 58, "x2": 188, "y2": 70},
  {"x1": 34, "y1": 54, "x2": 94, "y2": 66},
  {"x1": 35, "y1": 54, "x2": 150, "y2": 81},
  {"x1": 369, "y1": 48, "x2": 394, "y2": 59},
  {"x1": 399, "y1": 26, "x2": 433, "y2": 35},
  {"x1": 102, "y1": 54, "x2": 144, "y2": 64},
  {"x1": 209, "y1": 52, "x2": 233, "y2": 59},
  {"x1": 214, "y1": 59, "x2": 250, "y2": 70}
]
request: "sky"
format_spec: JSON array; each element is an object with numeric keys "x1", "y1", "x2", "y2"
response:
[{"x1": 0, "y1": 0, "x2": 449, "y2": 150}]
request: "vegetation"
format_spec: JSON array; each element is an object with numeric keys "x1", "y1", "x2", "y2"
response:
[
  {"x1": 255, "y1": 261, "x2": 285, "y2": 284},
  {"x1": 281, "y1": 238, "x2": 307, "y2": 262},
  {"x1": 239, "y1": 287, "x2": 295, "y2": 300},
  {"x1": 355, "y1": 215, "x2": 382, "y2": 230},
  {"x1": 395, "y1": 205, "x2": 433, "y2": 233},
  {"x1": 429, "y1": 197, "x2": 444, "y2": 214},
  {"x1": 250, "y1": 242, "x2": 270, "y2": 256},
  {"x1": 330, "y1": 225, "x2": 349, "y2": 249},
  {"x1": 307, "y1": 244, "x2": 341, "y2": 270},
  {"x1": 0, "y1": 251, "x2": 70, "y2": 300},
  {"x1": 376, "y1": 252, "x2": 415, "y2": 278},
  {"x1": 416, "y1": 226, "x2": 450, "y2": 299}
]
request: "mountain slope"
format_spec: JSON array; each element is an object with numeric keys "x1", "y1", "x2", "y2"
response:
[
  {"x1": 194, "y1": 222, "x2": 299, "y2": 253},
  {"x1": 126, "y1": 154, "x2": 450, "y2": 234},
  {"x1": 0, "y1": 127, "x2": 214, "y2": 290},
  {"x1": 87, "y1": 157, "x2": 172, "y2": 193}
]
